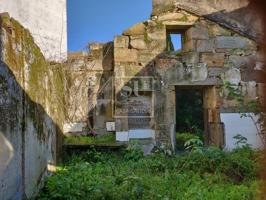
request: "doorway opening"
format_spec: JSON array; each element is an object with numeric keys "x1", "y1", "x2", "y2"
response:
[{"x1": 175, "y1": 87, "x2": 205, "y2": 150}]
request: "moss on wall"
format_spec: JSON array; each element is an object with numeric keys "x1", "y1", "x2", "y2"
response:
[{"x1": 0, "y1": 15, "x2": 65, "y2": 140}]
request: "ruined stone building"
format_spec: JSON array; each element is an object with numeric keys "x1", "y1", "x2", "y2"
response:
[
  {"x1": 66, "y1": 0, "x2": 265, "y2": 150},
  {"x1": 0, "y1": 0, "x2": 265, "y2": 199}
]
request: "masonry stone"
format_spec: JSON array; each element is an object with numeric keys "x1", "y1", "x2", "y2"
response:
[
  {"x1": 228, "y1": 55, "x2": 256, "y2": 69},
  {"x1": 147, "y1": 30, "x2": 165, "y2": 40},
  {"x1": 191, "y1": 63, "x2": 208, "y2": 82},
  {"x1": 196, "y1": 39, "x2": 215, "y2": 52},
  {"x1": 201, "y1": 53, "x2": 225, "y2": 67},
  {"x1": 223, "y1": 68, "x2": 242, "y2": 85},
  {"x1": 158, "y1": 12, "x2": 185, "y2": 21},
  {"x1": 183, "y1": 39, "x2": 196, "y2": 52},
  {"x1": 114, "y1": 48, "x2": 138, "y2": 63},
  {"x1": 114, "y1": 36, "x2": 129, "y2": 48},
  {"x1": 186, "y1": 26, "x2": 209, "y2": 40},
  {"x1": 209, "y1": 24, "x2": 232, "y2": 36},
  {"x1": 130, "y1": 37, "x2": 148, "y2": 50},
  {"x1": 123, "y1": 22, "x2": 146, "y2": 36},
  {"x1": 181, "y1": 52, "x2": 200, "y2": 64},
  {"x1": 215, "y1": 36, "x2": 248, "y2": 49}
]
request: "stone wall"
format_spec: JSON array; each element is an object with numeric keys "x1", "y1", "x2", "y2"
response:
[
  {"x1": 0, "y1": 15, "x2": 65, "y2": 200},
  {"x1": 0, "y1": 0, "x2": 67, "y2": 61},
  {"x1": 64, "y1": 42, "x2": 114, "y2": 135},
  {"x1": 112, "y1": 5, "x2": 263, "y2": 148},
  {"x1": 65, "y1": 1, "x2": 264, "y2": 148},
  {"x1": 152, "y1": 0, "x2": 263, "y2": 42}
]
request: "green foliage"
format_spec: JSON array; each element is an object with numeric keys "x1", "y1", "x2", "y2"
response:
[
  {"x1": 223, "y1": 81, "x2": 260, "y2": 114},
  {"x1": 123, "y1": 141, "x2": 144, "y2": 161},
  {"x1": 224, "y1": 81, "x2": 264, "y2": 146},
  {"x1": 152, "y1": 143, "x2": 173, "y2": 156},
  {"x1": 38, "y1": 145, "x2": 261, "y2": 200},
  {"x1": 184, "y1": 137, "x2": 204, "y2": 153},
  {"x1": 176, "y1": 132, "x2": 202, "y2": 151},
  {"x1": 233, "y1": 134, "x2": 249, "y2": 147},
  {"x1": 64, "y1": 134, "x2": 115, "y2": 145}
]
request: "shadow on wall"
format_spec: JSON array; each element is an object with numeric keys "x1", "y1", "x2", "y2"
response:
[{"x1": 0, "y1": 15, "x2": 64, "y2": 200}]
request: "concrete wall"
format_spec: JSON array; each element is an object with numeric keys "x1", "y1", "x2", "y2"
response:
[
  {"x1": 0, "y1": 0, "x2": 67, "y2": 61},
  {"x1": 0, "y1": 16, "x2": 65, "y2": 200}
]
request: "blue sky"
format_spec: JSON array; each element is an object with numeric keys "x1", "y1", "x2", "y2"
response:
[{"x1": 67, "y1": 0, "x2": 152, "y2": 52}]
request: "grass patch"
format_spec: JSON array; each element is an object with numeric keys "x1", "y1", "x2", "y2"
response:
[{"x1": 64, "y1": 134, "x2": 115, "y2": 145}]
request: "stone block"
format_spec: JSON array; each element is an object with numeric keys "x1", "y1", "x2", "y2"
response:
[
  {"x1": 114, "y1": 48, "x2": 138, "y2": 63},
  {"x1": 183, "y1": 39, "x2": 196, "y2": 52},
  {"x1": 181, "y1": 52, "x2": 199, "y2": 64},
  {"x1": 215, "y1": 36, "x2": 248, "y2": 49},
  {"x1": 123, "y1": 65, "x2": 145, "y2": 76},
  {"x1": 123, "y1": 23, "x2": 146, "y2": 36},
  {"x1": 158, "y1": 12, "x2": 185, "y2": 21},
  {"x1": 196, "y1": 39, "x2": 215, "y2": 52},
  {"x1": 162, "y1": 21, "x2": 195, "y2": 26},
  {"x1": 137, "y1": 51, "x2": 157, "y2": 65},
  {"x1": 228, "y1": 55, "x2": 255, "y2": 68},
  {"x1": 222, "y1": 68, "x2": 241, "y2": 85},
  {"x1": 145, "y1": 39, "x2": 166, "y2": 54},
  {"x1": 147, "y1": 29, "x2": 166, "y2": 40},
  {"x1": 152, "y1": 0, "x2": 175, "y2": 16},
  {"x1": 209, "y1": 24, "x2": 231, "y2": 36},
  {"x1": 208, "y1": 67, "x2": 228, "y2": 78},
  {"x1": 201, "y1": 53, "x2": 225, "y2": 67},
  {"x1": 191, "y1": 63, "x2": 208, "y2": 82},
  {"x1": 186, "y1": 26, "x2": 209, "y2": 40},
  {"x1": 130, "y1": 38, "x2": 147, "y2": 50},
  {"x1": 114, "y1": 36, "x2": 129, "y2": 48}
]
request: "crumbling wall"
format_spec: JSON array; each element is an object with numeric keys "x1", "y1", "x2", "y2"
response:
[
  {"x1": 63, "y1": 1, "x2": 264, "y2": 149},
  {"x1": 64, "y1": 43, "x2": 114, "y2": 135},
  {"x1": 113, "y1": 5, "x2": 263, "y2": 148},
  {"x1": 0, "y1": 14, "x2": 65, "y2": 200},
  {"x1": 152, "y1": 0, "x2": 263, "y2": 42}
]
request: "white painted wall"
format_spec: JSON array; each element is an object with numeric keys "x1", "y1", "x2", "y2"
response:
[
  {"x1": 116, "y1": 129, "x2": 155, "y2": 142},
  {"x1": 221, "y1": 113, "x2": 263, "y2": 150},
  {"x1": 0, "y1": 0, "x2": 67, "y2": 61}
]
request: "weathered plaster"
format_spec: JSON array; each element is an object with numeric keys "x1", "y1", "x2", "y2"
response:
[
  {"x1": 0, "y1": 16, "x2": 65, "y2": 200},
  {"x1": 0, "y1": 0, "x2": 67, "y2": 61}
]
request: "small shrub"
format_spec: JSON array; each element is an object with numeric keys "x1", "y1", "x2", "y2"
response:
[
  {"x1": 38, "y1": 145, "x2": 260, "y2": 200},
  {"x1": 84, "y1": 148, "x2": 104, "y2": 163},
  {"x1": 176, "y1": 133, "x2": 200, "y2": 151},
  {"x1": 123, "y1": 141, "x2": 144, "y2": 161},
  {"x1": 152, "y1": 143, "x2": 173, "y2": 156},
  {"x1": 184, "y1": 137, "x2": 203, "y2": 153}
]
